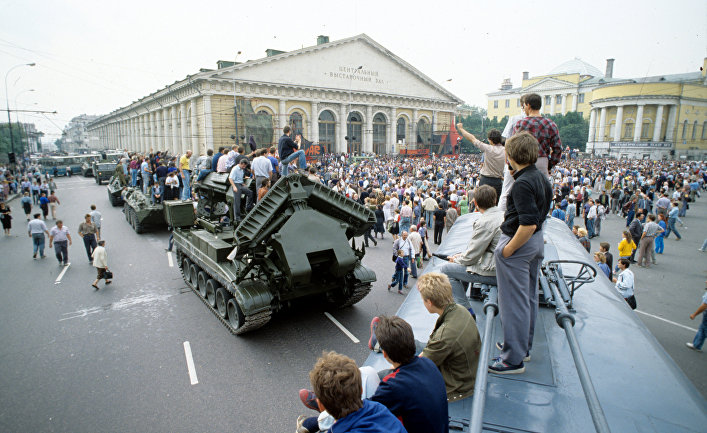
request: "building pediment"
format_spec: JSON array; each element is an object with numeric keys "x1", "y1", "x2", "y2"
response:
[
  {"x1": 209, "y1": 34, "x2": 462, "y2": 104},
  {"x1": 523, "y1": 77, "x2": 577, "y2": 92}
]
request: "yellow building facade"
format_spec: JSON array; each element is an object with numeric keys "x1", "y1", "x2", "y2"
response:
[
  {"x1": 87, "y1": 34, "x2": 462, "y2": 156},
  {"x1": 487, "y1": 58, "x2": 707, "y2": 160}
]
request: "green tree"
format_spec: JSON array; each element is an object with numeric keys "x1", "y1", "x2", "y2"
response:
[
  {"x1": 546, "y1": 112, "x2": 589, "y2": 152},
  {"x1": 0, "y1": 123, "x2": 28, "y2": 155}
]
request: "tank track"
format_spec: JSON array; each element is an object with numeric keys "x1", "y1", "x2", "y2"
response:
[
  {"x1": 332, "y1": 282, "x2": 373, "y2": 309},
  {"x1": 176, "y1": 249, "x2": 272, "y2": 335}
]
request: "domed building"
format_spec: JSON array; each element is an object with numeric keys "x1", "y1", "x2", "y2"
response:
[{"x1": 487, "y1": 58, "x2": 707, "y2": 160}]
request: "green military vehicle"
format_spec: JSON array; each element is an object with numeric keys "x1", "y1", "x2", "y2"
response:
[
  {"x1": 81, "y1": 161, "x2": 95, "y2": 177},
  {"x1": 93, "y1": 161, "x2": 117, "y2": 185},
  {"x1": 168, "y1": 172, "x2": 376, "y2": 335},
  {"x1": 107, "y1": 167, "x2": 127, "y2": 207},
  {"x1": 121, "y1": 187, "x2": 168, "y2": 233}
]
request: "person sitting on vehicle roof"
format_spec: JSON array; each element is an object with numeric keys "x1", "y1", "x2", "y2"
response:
[{"x1": 297, "y1": 316, "x2": 447, "y2": 433}]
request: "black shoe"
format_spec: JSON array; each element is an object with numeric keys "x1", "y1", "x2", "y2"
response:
[{"x1": 33, "y1": 253, "x2": 37, "y2": 259}]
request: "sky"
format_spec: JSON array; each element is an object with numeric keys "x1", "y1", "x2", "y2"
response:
[{"x1": 1, "y1": 0, "x2": 706, "y2": 145}]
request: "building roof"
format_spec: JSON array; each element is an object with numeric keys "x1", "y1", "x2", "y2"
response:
[{"x1": 548, "y1": 58, "x2": 603, "y2": 77}]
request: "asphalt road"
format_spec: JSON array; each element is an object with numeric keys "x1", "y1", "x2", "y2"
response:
[{"x1": 0, "y1": 176, "x2": 705, "y2": 433}]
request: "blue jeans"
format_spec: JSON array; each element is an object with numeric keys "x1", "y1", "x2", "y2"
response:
[
  {"x1": 130, "y1": 168, "x2": 138, "y2": 187},
  {"x1": 399, "y1": 216, "x2": 411, "y2": 234},
  {"x1": 425, "y1": 210, "x2": 434, "y2": 225},
  {"x1": 280, "y1": 150, "x2": 306, "y2": 176},
  {"x1": 566, "y1": 216, "x2": 574, "y2": 229},
  {"x1": 626, "y1": 210, "x2": 635, "y2": 227},
  {"x1": 693, "y1": 312, "x2": 707, "y2": 350},
  {"x1": 665, "y1": 218, "x2": 681, "y2": 239},
  {"x1": 32, "y1": 233, "x2": 45, "y2": 257},
  {"x1": 142, "y1": 173, "x2": 150, "y2": 194},
  {"x1": 390, "y1": 269, "x2": 404, "y2": 291},
  {"x1": 654, "y1": 236, "x2": 664, "y2": 254},
  {"x1": 181, "y1": 171, "x2": 191, "y2": 200},
  {"x1": 196, "y1": 169, "x2": 212, "y2": 182},
  {"x1": 404, "y1": 255, "x2": 417, "y2": 279},
  {"x1": 586, "y1": 218, "x2": 595, "y2": 238}
]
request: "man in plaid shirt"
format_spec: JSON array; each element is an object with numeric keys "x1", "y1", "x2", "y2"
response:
[{"x1": 511, "y1": 93, "x2": 562, "y2": 177}]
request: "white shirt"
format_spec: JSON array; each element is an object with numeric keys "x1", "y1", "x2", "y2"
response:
[
  {"x1": 28, "y1": 218, "x2": 48, "y2": 234},
  {"x1": 251, "y1": 156, "x2": 272, "y2": 178},
  {"x1": 615, "y1": 269, "x2": 634, "y2": 298}
]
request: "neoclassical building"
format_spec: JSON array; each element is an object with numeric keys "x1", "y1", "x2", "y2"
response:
[
  {"x1": 487, "y1": 58, "x2": 707, "y2": 160},
  {"x1": 87, "y1": 34, "x2": 462, "y2": 156}
]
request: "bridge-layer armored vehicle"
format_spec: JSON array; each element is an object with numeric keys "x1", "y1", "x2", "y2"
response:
[
  {"x1": 121, "y1": 188, "x2": 167, "y2": 233},
  {"x1": 168, "y1": 172, "x2": 377, "y2": 335}
]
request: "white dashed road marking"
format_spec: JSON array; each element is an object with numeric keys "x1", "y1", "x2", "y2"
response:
[
  {"x1": 635, "y1": 310, "x2": 698, "y2": 333},
  {"x1": 167, "y1": 252, "x2": 174, "y2": 267},
  {"x1": 324, "y1": 312, "x2": 360, "y2": 344},
  {"x1": 55, "y1": 263, "x2": 71, "y2": 284},
  {"x1": 183, "y1": 341, "x2": 199, "y2": 385}
]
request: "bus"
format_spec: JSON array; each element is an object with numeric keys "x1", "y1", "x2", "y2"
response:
[{"x1": 31, "y1": 155, "x2": 98, "y2": 176}]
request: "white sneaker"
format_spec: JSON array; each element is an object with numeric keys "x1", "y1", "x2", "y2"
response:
[{"x1": 686, "y1": 342, "x2": 702, "y2": 351}]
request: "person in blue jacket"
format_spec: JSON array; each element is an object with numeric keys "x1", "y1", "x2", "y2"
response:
[{"x1": 299, "y1": 351, "x2": 406, "y2": 433}]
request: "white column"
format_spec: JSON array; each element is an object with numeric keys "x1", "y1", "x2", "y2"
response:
[
  {"x1": 131, "y1": 117, "x2": 136, "y2": 151},
  {"x1": 412, "y1": 109, "x2": 418, "y2": 147},
  {"x1": 549, "y1": 95, "x2": 556, "y2": 115},
  {"x1": 389, "y1": 107, "x2": 396, "y2": 154},
  {"x1": 613, "y1": 106, "x2": 623, "y2": 142},
  {"x1": 572, "y1": 93, "x2": 579, "y2": 112},
  {"x1": 633, "y1": 104, "x2": 644, "y2": 142},
  {"x1": 561, "y1": 94, "x2": 568, "y2": 114},
  {"x1": 311, "y1": 102, "x2": 319, "y2": 144},
  {"x1": 666, "y1": 105, "x2": 677, "y2": 141},
  {"x1": 365, "y1": 105, "x2": 373, "y2": 153},
  {"x1": 340, "y1": 103, "x2": 347, "y2": 153},
  {"x1": 278, "y1": 99, "x2": 287, "y2": 130},
  {"x1": 162, "y1": 108, "x2": 169, "y2": 151},
  {"x1": 141, "y1": 114, "x2": 147, "y2": 153},
  {"x1": 588, "y1": 109, "x2": 597, "y2": 143},
  {"x1": 598, "y1": 107, "x2": 607, "y2": 142},
  {"x1": 190, "y1": 99, "x2": 198, "y2": 153},
  {"x1": 150, "y1": 111, "x2": 156, "y2": 151},
  {"x1": 203, "y1": 95, "x2": 214, "y2": 152},
  {"x1": 653, "y1": 105, "x2": 664, "y2": 142},
  {"x1": 180, "y1": 102, "x2": 188, "y2": 154},
  {"x1": 171, "y1": 106, "x2": 178, "y2": 155}
]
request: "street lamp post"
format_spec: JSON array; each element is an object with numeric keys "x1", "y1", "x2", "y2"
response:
[
  {"x1": 4, "y1": 62, "x2": 35, "y2": 163},
  {"x1": 14, "y1": 89, "x2": 35, "y2": 155}
]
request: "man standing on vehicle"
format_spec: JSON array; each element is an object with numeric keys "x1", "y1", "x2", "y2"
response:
[
  {"x1": 228, "y1": 158, "x2": 253, "y2": 224},
  {"x1": 491, "y1": 132, "x2": 552, "y2": 375},
  {"x1": 179, "y1": 150, "x2": 193, "y2": 200},
  {"x1": 251, "y1": 148, "x2": 273, "y2": 200},
  {"x1": 278, "y1": 126, "x2": 307, "y2": 177}
]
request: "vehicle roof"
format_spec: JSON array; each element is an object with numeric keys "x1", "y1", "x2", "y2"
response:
[{"x1": 364, "y1": 213, "x2": 707, "y2": 432}]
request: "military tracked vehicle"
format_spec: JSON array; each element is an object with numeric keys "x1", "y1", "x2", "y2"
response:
[
  {"x1": 81, "y1": 161, "x2": 94, "y2": 177},
  {"x1": 168, "y1": 172, "x2": 377, "y2": 335},
  {"x1": 121, "y1": 188, "x2": 167, "y2": 233},
  {"x1": 107, "y1": 174, "x2": 126, "y2": 207}
]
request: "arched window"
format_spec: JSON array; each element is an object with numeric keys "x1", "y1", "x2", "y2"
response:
[
  {"x1": 641, "y1": 121, "x2": 651, "y2": 140},
  {"x1": 623, "y1": 122, "x2": 634, "y2": 139},
  {"x1": 251, "y1": 110, "x2": 274, "y2": 148},
  {"x1": 347, "y1": 112, "x2": 362, "y2": 154},
  {"x1": 373, "y1": 113, "x2": 386, "y2": 155},
  {"x1": 318, "y1": 110, "x2": 335, "y2": 153},
  {"x1": 608, "y1": 122, "x2": 616, "y2": 140},
  {"x1": 417, "y1": 118, "x2": 431, "y2": 145},
  {"x1": 289, "y1": 112, "x2": 303, "y2": 136},
  {"x1": 692, "y1": 121, "x2": 698, "y2": 140},
  {"x1": 681, "y1": 120, "x2": 688, "y2": 139},
  {"x1": 396, "y1": 117, "x2": 406, "y2": 143}
]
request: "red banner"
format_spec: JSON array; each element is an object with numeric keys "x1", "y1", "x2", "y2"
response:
[
  {"x1": 304, "y1": 142, "x2": 323, "y2": 161},
  {"x1": 399, "y1": 148, "x2": 430, "y2": 157}
]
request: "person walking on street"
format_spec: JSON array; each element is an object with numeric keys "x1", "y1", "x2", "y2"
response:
[
  {"x1": 0, "y1": 202, "x2": 12, "y2": 235},
  {"x1": 91, "y1": 240, "x2": 111, "y2": 290},
  {"x1": 20, "y1": 192, "x2": 32, "y2": 221},
  {"x1": 78, "y1": 214, "x2": 98, "y2": 263},
  {"x1": 664, "y1": 201, "x2": 682, "y2": 240},
  {"x1": 28, "y1": 213, "x2": 49, "y2": 259},
  {"x1": 686, "y1": 280, "x2": 707, "y2": 351},
  {"x1": 48, "y1": 191, "x2": 60, "y2": 220},
  {"x1": 39, "y1": 192, "x2": 49, "y2": 220},
  {"x1": 49, "y1": 220, "x2": 72, "y2": 266},
  {"x1": 90, "y1": 204, "x2": 102, "y2": 240}
]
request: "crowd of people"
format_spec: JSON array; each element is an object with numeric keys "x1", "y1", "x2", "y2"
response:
[{"x1": 2, "y1": 90, "x2": 707, "y2": 432}]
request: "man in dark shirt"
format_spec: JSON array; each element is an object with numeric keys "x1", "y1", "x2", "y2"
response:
[
  {"x1": 277, "y1": 126, "x2": 306, "y2": 176},
  {"x1": 211, "y1": 147, "x2": 225, "y2": 175},
  {"x1": 491, "y1": 131, "x2": 552, "y2": 374}
]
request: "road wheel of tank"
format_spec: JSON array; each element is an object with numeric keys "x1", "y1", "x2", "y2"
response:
[
  {"x1": 227, "y1": 298, "x2": 245, "y2": 330},
  {"x1": 134, "y1": 215, "x2": 145, "y2": 234},
  {"x1": 108, "y1": 190, "x2": 117, "y2": 206},
  {"x1": 197, "y1": 271, "x2": 208, "y2": 298},
  {"x1": 124, "y1": 203, "x2": 130, "y2": 223},
  {"x1": 128, "y1": 209, "x2": 136, "y2": 230},
  {"x1": 188, "y1": 263, "x2": 200, "y2": 288},
  {"x1": 181, "y1": 257, "x2": 192, "y2": 286},
  {"x1": 215, "y1": 287, "x2": 232, "y2": 319},
  {"x1": 205, "y1": 280, "x2": 218, "y2": 307}
]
